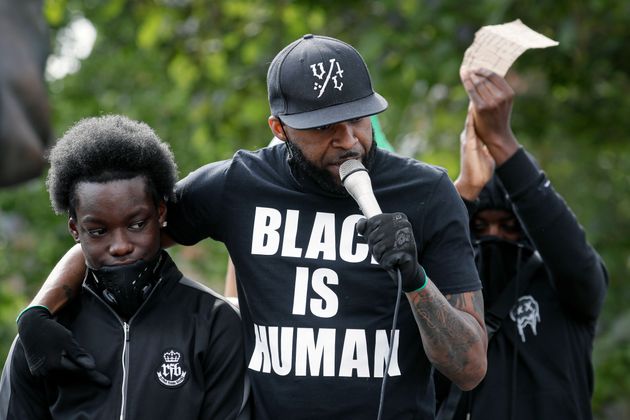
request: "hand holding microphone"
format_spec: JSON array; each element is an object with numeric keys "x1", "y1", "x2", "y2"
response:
[{"x1": 340, "y1": 160, "x2": 427, "y2": 293}]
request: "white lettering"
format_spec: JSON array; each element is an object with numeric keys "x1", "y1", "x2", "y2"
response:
[
  {"x1": 268, "y1": 326, "x2": 294, "y2": 376},
  {"x1": 310, "y1": 268, "x2": 339, "y2": 318},
  {"x1": 248, "y1": 325, "x2": 403, "y2": 378},
  {"x1": 339, "y1": 214, "x2": 369, "y2": 263},
  {"x1": 248, "y1": 324, "x2": 271, "y2": 373},
  {"x1": 250, "y1": 208, "x2": 378, "y2": 264},
  {"x1": 339, "y1": 329, "x2": 370, "y2": 377},
  {"x1": 292, "y1": 267, "x2": 309, "y2": 315},
  {"x1": 295, "y1": 328, "x2": 336, "y2": 377},
  {"x1": 305, "y1": 212, "x2": 336, "y2": 260},
  {"x1": 251, "y1": 207, "x2": 281, "y2": 255},
  {"x1": 374, "y1": 330, "x2": 401, "y2": 377},
  {"x1": 281, "y1": 209, "x2": 303, "y2": 257}
]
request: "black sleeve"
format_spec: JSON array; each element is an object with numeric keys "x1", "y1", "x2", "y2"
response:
[
  {"x1": 0, "y1": 337, "x2": 52, "y2": 420},
  {"x1": 496, "y1": 147, "x2": 608, "y2": 320},
  {"x1": 419, "y1": 171, "x2": 481, "y2": 295},
  {"x1": 200, "y1": 300, "x2": 250, "y2": 419},
  {"x1": 165, "y1": 159, "x2": 232, "y2": 245}
]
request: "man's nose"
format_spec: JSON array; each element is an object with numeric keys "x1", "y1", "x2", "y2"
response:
[
  {"x1": 487, "y1": 223, "x2": 501, "y2": 237},
  {"x1": 331, "y1": 122, "x2": 358, "y2": 149},
  {"x1": 109, "y1": 230, "x2": 134, "y2": 256}
]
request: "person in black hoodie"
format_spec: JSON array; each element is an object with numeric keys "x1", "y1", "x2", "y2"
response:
[
  {"x1": 0, "y1": 115, "x2": 249, "y2": 419},
  {"x1": 437, "y1": 67, "x2": 608, "y2": 419}
]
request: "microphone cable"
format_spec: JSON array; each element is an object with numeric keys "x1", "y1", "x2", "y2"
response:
[{"x1": 376, "y1": 268, "x2": 403, "y2": 420}]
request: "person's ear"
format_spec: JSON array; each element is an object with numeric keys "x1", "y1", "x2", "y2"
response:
[
  {"x1": 158, "y1": 200, "x2": 167, "y2": 228},
  {"x1": 68, "y1": 218, "x2": 80, "y2": 243},
  {"x1": 268, "y1": 116, "x2": 287, "y2": 141}
]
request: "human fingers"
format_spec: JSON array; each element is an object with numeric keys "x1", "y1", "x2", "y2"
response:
[
  {"x1": 461, "y1": 70, "x2": 485, "y2": 107},
  {"x1": 469, "y1": 70, "x2": 503, "y2": 104},
  {"x1": 63, "y1": 339, "x2": 97, "y2": 370},
  {"x1": 60, "y1": 357, "x2": 111, "y2": 387},
  {"x1": 474, "y1": 68, "x2": 514, "y2": 92},
  {"x1": 473, "y1": 68, "x2": 514, "y2": 100}
]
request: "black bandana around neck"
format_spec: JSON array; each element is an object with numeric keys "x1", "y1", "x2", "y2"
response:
[
  {"x1": 474, "y1": 236, "x2": 534, "y2": 306},
  {"x1": 88, "y1": 251, "x2": 165, "y2": 320}
]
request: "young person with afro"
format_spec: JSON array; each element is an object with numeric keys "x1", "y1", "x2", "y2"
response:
[{"x1": 0, "y1": 115, "x2": 250, "y2": 420}]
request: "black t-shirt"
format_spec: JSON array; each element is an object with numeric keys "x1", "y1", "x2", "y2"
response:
[{"x1": 167, "y1": 145, "x2": 480, "y2": 419}]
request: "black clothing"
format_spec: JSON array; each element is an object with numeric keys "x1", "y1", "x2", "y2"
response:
[
  {"x1": 165, "y1": 144, "x2": 481, "y2": 419},
  {"x1": 455, "y1": 148, "x2": 608, "y2": 420},
  {"x1": 0, "y1": 252, "x2": 249, "y2": 420}
]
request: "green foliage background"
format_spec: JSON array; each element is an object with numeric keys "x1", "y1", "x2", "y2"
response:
[{"x1": 0, "y1": 0, "x2": 628, "y2": 417}]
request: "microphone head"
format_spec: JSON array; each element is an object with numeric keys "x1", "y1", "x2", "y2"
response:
[{"x1": 339, "y1": 159, "x2": 367, "y2": 184}]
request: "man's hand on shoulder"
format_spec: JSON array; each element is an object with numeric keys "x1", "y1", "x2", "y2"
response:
[{"x1": 17, "y1": 306, "x2": 110, "y2": 387}]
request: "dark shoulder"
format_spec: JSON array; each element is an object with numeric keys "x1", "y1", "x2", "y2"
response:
[
  {"x1": 371, "y1": 149, "x2": 453, "y2": 201},
  {"x1": 374, "y1": 148, "x2": 448, "y2": 182},
  {"x1": 232, "y1": 143, "x2": 286, "y2": 171},
  {"x1": 176, "y1": 276, "x2": 241, "y2": 321}
]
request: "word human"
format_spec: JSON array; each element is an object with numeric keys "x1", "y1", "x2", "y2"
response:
[{"x1": 249, "y1": 324, "x2": 400, "y2": 378}]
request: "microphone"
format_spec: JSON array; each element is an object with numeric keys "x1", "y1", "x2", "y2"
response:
[
  {"x1": 340, "y1": 159, "x2": 400, "y2": 420},
  {"x1": 339, "y1": 159, "x2": 382, "y2": 218}
]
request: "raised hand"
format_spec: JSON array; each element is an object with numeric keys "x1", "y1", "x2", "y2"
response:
[
  {"x1": 460, "y1": 68, "x2": 520, "y2": 165},
  {"x1": 454, "y1": 106, "x2": 496, "y2": 201}
]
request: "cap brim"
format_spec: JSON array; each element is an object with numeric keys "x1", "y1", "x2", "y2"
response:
[{"x1": 278, "y1": 92, "x2": 388, "y2": 130}]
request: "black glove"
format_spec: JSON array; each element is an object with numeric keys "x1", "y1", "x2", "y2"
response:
[
  {"x1": 356, "y1": 212, "x2": 426, "y2": 293},
  {"x1": 17, "y1": 306, "x2": 110, "y2": 387}
]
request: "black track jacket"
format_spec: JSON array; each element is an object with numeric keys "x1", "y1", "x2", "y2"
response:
[{"x1": 0, "y1": 252, "x2": 250, "y2": 420}]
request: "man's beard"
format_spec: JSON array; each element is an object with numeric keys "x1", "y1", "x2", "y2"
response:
[{"x1": 285, "y1": 128, "x2": 378, "y2": 195}]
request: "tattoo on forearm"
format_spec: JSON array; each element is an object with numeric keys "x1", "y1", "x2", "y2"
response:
[{"x1": 410, "y1": 285, "x2": 485, "y2": 378}]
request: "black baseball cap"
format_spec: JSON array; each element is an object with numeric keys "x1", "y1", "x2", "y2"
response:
[{"x1": 267, "y1": 34, "x2": 388, "y2": 130}]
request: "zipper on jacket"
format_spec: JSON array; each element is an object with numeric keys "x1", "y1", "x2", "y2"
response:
[
  {"x1": 119, "y1": 322, "x2": 130, "y2": 420},
  {"x1": 83, "y1": 270, "x2": 165, "y2": 420}
]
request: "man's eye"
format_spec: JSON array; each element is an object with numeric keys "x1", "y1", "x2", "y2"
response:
[
  {"x1": 87, "y1": 228, "x2": 105, "y2": 237},
  {"x1": 129, "y1": 220, "x2": 146, "y2": 230},
  {"x1": 316, "y1": 124, "x2": 332, "y2": 131},
  {"x1": 501, "y1": 222, "x2": 521, "y2": 233},
  {"x1": 471, "y1": 221, "x2": 487, "y2": 232}
]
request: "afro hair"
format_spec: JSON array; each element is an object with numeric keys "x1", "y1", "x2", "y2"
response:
[{"x1": 46, "y1": 115, "x2": 178, "y2": 216}]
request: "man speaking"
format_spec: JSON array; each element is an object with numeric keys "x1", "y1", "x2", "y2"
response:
[{"x1": 15, "y1": 34, "x2": 487, "y2": 419}]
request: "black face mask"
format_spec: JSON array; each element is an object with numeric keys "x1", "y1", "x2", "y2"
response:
[
  {"x1": 89, "y1": 251, "x2": 164, "y2": 320},
  {"x1": 474, "y1": 237, "x2": 534, "y2": 307}
]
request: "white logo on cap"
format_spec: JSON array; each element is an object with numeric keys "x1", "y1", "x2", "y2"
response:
[{"x1": 310, "y1": 59, "x2": 344, "y2": 98}]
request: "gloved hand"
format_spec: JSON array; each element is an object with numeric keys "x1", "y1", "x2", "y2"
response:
[
  {"x1": 17, "y1": 306, "x2": 110, "y2": 387},
  {"x1": 356, "y1": 212, "x2": 427, "y2": 293}
]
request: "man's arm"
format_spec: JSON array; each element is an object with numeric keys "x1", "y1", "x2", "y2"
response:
[
  {"x1": 30, "y1": 244, "x2": 84, "y2": 312},
  {"x1": 462, "y1": 67, "x2": 607, "y2": 320},
  {"x1": 408, "y1": 285, "x2": 487, "y2": 391},
  {"x1": 357, "y1": 214, "x2": 487, "y2": 390},
  {"x1": 16, "y1": 243, "x2": 110, "y2": 385},
  {"x1": 454, "y1": 106, "x2": 495, "y2": 201}
]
